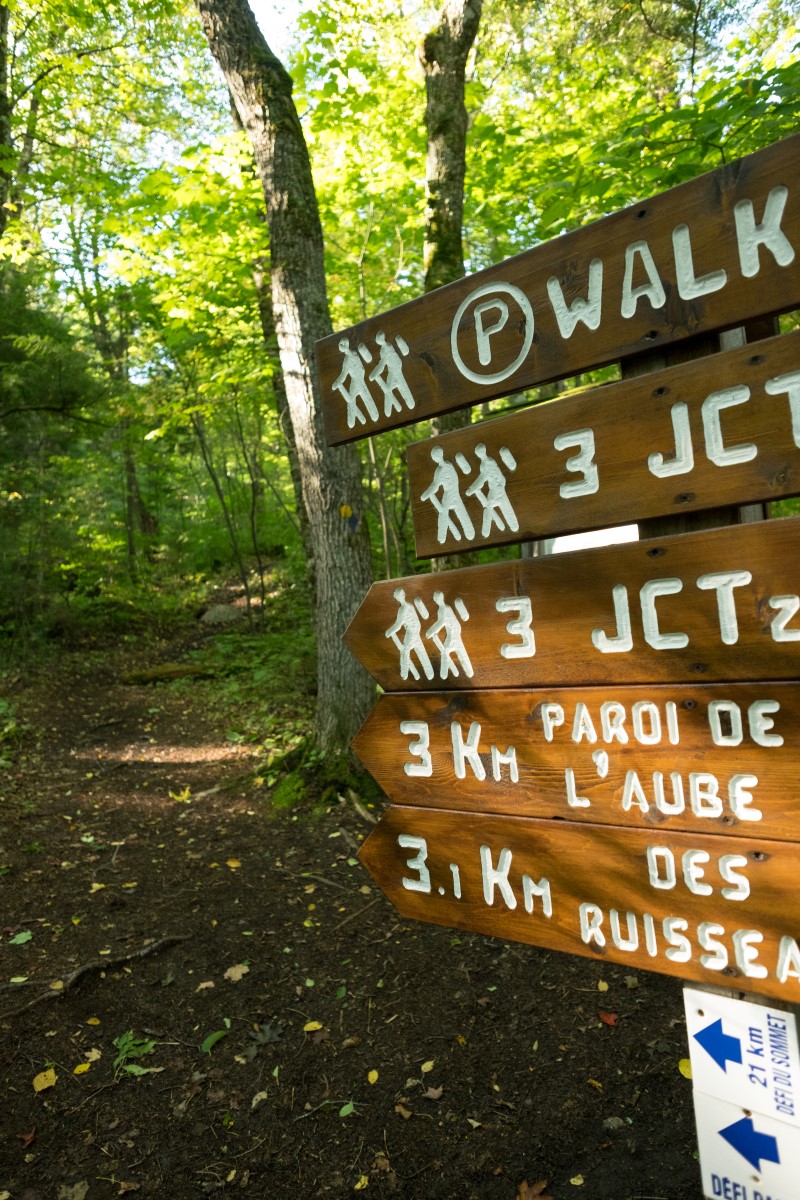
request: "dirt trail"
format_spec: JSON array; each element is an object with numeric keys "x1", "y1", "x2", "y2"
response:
[{"x1": 1, "y1": 635, "x2": 704, "y2": 1199}]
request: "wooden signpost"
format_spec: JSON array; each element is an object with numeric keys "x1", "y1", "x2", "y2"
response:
[
  {"x1": 318, "y1": 134, "x2": 800, "y2": 446},
  {"x1": 318, "y1": 133, "x2": 800, "y2": 1194},
  {"x1": 406, "y1": 329, "x2": 800, "y2": 557},
  {"x1": 352, "y1": 682, "x2": 800, "y2": 841},
  {"x1": 358, "y1": 806, "x2": 800, "y2": 1001},
  {"x1": 345, "y1": 516, "x2": 800, "y2": 692}
]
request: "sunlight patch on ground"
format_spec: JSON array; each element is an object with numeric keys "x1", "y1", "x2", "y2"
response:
[{"x1": 73, "y1": 743, "x2": 256, "y2": 766}]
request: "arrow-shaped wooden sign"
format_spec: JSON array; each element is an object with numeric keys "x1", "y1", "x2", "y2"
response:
[
  {"x1": 358, "y1": 804, "x2": 800, "y2": 999},
  {"x1": 319, "y1": 134, "x2": 800, "y2": 445},
  {"x1": 406, "y1": 330, "x2": 800, "y2": 558},
  {"x1": 345, "y1": 517, "x2": 800, "y2": 692},
  {"x1": 352, "y1": 682, "x2": 800, "y2": 842}
]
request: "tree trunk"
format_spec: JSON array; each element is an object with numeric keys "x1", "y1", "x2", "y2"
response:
[
  {"x1": 229, "y1": 91, "x2": 315, "y2": 592},
  {"x1": 0, "y1": 3, "x2": 11, "y2": 242},
  {"x1": 419, "y1": 0, "x2": 482, "y2": 296},
  {"x1": 194, "y1": 0, "x2": 374, "y2": 754},
  {"x1": 419, "y1": 0, "x2": 482, "y2": 566}
]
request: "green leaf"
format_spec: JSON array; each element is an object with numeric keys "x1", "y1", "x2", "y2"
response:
[
  {"x1": 339, "y1": 1100, "x2": 355, "y2": 1117},
  {"x1": 201, "y1": 1029, "x2": 230, "y2": 1054},
  {"x1": 9, "y1": 930, "x2": 32, "y2": 945}
]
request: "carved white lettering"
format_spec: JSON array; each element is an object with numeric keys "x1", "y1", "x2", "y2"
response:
[
  {"x1": 565, "y1": 768, "x2": 590, "y2": 808},
  {"x1": 702, "y1": 386, "x2": 757, "y2": 466},
  {"x1": 696, "y1": 569, "x2": 752, "y2": 645},
  {"x1": 765, "y1": 368, "x2": 800, "y2": 447},
  {"x1": 649, "y1": 402, "x2": 694, "y2": 478},
  {"x1": 401, "y1": 720, "x2": 432, "y2": 777},
  {"x1": 480, "y1": 845, "x2": 517, "y2": 908},
  {"x1": 452, "y1": 721, "x2": 486, "y2": 780},
  {"x1": 547, "y1": 259, "x2": 604, "y2": 337},
  {"x1": 734, "y1": 185, "x2": 795, "y2": 278},
  {"x1": 522, "y1": 874, "x2": 553, "y2": 916},
  {"x1": 641, "y1": 577, "x2": 688, "y2": 650},
  {"x1": 733, "y1": 929, "x2": 767, "y2": 978},
  {"x1": 621, "y1": 240, "x2": 667, "y2": 317},
  {"x1": 672, "y1": 222, "x2": 727, "y2": 300},
  {"x1": 553, "y1": 428, "x2": 599, "y2": 499},
  {"x1": 592, "y1": 584, "x2": 634, "y2": 653},
  {"x1": 399, "y1": 835, "x2": 431, "y2": 894},
  {"x1": 496, "y1": 596, "x2": 536, "y2": 658},
  {"x1": 769, "y1": 594, "x2": 800, "y2": 642}
]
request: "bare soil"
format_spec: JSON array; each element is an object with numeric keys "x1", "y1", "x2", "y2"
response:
[{"x1": 1, "y1": 622, "x2": 706, "y2": 1200}]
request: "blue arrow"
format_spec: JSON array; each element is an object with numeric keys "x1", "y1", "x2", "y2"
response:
[
  {"x1": 720, "y1": 1117, "x2": 781, "y2": 1171},
  {"x1": 694, "y1": 1018, "x2": 742, "y2": 1072}
]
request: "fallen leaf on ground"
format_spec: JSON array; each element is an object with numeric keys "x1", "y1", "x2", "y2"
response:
[
  {"x1": 598, "y1": 1011, "x2": 618, "y2": 1026},
  {"x1": 251, "y1": 1090, "x2": 269, "y2": 1110},
  {"x1": 50, "y1": 980, "x2": 64, "y2": 991},
  {"x1": 118, "y1": 1184, "x2": 141, "y2": 1195},
  {"x1": 196, "y1": 980, "x2": 215, "y2": 991},
  {"x1": 201, "y1": 1029, "x2": 229, "y2": 1054},
  {"x1": 570, "y1": 1176, "x2": 585, "y2": 1186},
  {"x1": 9, "y1": 930, "x2": 32, "y2": 945},
  {"x1": 226, "y1": 858, "x2": 241, "y2": 869},
  {"x1": 88, "y1": 883, "x2": 105, "y2": 894},
  {"x1": 587, "y1": 1078, "x2": 603, "y2": 1090},
  {"x1": 86, "y1": 1017, "x2": 101, "y2": 1025},
  {"x1": 597, "y1": 980, "x2": 609, "y2": 992},
  {"x1": 84, "y1": 1048, "x2": 102, "y2": 1062},
  {"x1": 367, "y1": 1069, "x2": 378, "y2": 1084},
  {"x1": 223, "y1": 963, "x2": 249, "y2": 983},
  {"x1": 304, "y1": 1020, "x2": 323, "y2": 1033},
  {"x1": 517, "y1": 1181, "x2": 552, "y2": 1200},
  {"x1": 33, "y1": 1067, "x2": 57, "y2": 1092},
  {"x1": 420, "y1": 1059, "x2": 434, "y2": 1074},
  {"x1": 679, "y1": 1058, "x2": 693, "y2": 1079},
  {"x1": 422, "y1": 1085, "x2": 443, "y2": 1101},
  {"x1": 73, "y1": 1062, "x2": 90, "y2": 1075},
  {"x1": 354, "y1": 1175, "x2": 369, "y2": 1191},
  {"x1": 394, "y1": 1102, "x2": 412, "y2": 1120}
]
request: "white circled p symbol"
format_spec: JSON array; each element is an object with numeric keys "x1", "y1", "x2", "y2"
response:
[{"x1": 450, "y1": 281, "x2": 534, "y2": 385}]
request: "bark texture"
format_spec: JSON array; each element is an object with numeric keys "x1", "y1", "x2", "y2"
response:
[
  {"x1": 195, "y1": 0, "x2": 374, "y2": 754},
  {"x1": 0, "y1": 4, "x2": 11, "y2": 242},
  {"x1": 419, "y1": 0, "x2": 482, "y2": 553},
  {"x1": 419, "y1": 0, "x2": 481, "y2": 297}
]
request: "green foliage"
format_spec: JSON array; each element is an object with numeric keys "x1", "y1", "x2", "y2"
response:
[
  {"x1": 112, "y1": 1029, "x2": 158, "y2": 1077},
  {"x1": 2, "y1": 0, "x2": 799, "y2": 672}
]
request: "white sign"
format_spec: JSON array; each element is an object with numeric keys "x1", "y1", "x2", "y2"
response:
[
  {"x1": 694, "y1": 1092, "x2": 800, "y2": 1200},
  {"x1": 685, "y1": 989, "x2": 800, "y2": 1129}
]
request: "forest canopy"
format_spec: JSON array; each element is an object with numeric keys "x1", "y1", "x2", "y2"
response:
[{"x1": 1, "y1": 0, "x2": 798, "y2": 679}]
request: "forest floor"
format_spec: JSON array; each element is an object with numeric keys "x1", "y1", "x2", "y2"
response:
[{"x1": 0, "y1": 595, "x2": 708, "y2": 1200}]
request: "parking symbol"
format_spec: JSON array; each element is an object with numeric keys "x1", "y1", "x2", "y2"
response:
[{"x1": 450, "y1": 282, "x2": 534, "y2": 385}]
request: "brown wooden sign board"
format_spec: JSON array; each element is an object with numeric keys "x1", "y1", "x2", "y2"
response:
[
  {"x1": 358, "y1": 804, "x2": 800, "y2": 1000},
  {"x1": 318, "y1": 134, "x2": 800, "y2": 446},
  {"x1": 345, "y1": 516, "x2": 800, "y2": 692},
  {"x1": 353, "y1": 683, "x2": 800, "y2": 842},
  {"x1": 407, "y1": 329, "x2": 800, "y2": 558}
]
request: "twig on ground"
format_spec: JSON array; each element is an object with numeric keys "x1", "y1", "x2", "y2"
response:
[
  {"x1": 192, "y1": 771, "x2": 255, "y2": 802},
  {"x1": 1, "y1": 934, "x2": 191, "y2": 1019},
  {"x1": 276, "y1": 865, "x2": 352, "y2": 893},
  {"x1": 332, "y1": 898, "x2": 380, "y2": 931}
]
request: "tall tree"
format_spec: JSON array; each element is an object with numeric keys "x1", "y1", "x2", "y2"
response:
[
  {"x1": 194, "y1": 0, "x2": 374, "y2": 754},
  {"x1": 419, "y1": 0, "x2": 482, "y2": 562},
  {"x1": 419, "y1": 0, "x2": 482, "y2": 295}
]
